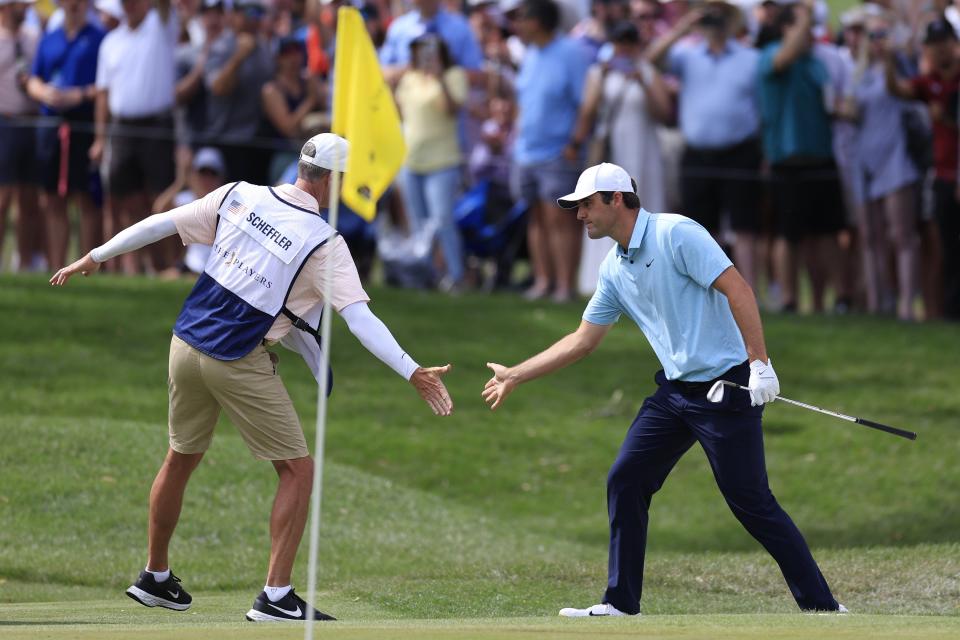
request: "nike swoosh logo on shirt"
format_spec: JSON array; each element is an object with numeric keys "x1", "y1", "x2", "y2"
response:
[
  {"x1": 645, "y1": 259, "x2": 654, "y2": 268},
  {"x1": 267, "y1": 603, "x2": 302, "y2": 617}
]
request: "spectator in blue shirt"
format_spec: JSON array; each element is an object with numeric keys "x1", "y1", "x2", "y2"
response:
[
  {"x1": 648, "y1": 0, "x2": 763, "y2": 289},
  {"x1": 26, "y1": 0, "x2": 105, "y2": 270},
  {"x1": 506, "y1": 0, "x2": 591, "y2": 302},
  {"x1": 379, "y1": 0, "x2": 483, "y2": 85},
  {"x1": 757, "y1": 0, "x2": 844, "y2": 313}
]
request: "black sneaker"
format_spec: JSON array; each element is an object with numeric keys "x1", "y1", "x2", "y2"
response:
[
  {"x1": 245, "y1": 589, "x2": 336, "y2": 622},
  {"x1": 125, "y1": 570, "x2": 192, "y2": 611}
]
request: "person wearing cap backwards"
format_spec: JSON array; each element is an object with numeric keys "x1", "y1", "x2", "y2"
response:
[
  {"x1": 50, "y1": 133, "x2": 455, "y2": 622},
  {"x1": 483, "y1": 162, "x2": 846, "y2": 616}
]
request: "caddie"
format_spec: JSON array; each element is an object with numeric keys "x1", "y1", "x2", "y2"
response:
[{"x1": 51, "y1": 133, "x2": 455, "y2": 622}]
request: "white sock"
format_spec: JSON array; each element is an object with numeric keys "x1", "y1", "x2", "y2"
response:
[
  {"x1": 264, "y1": 585, "x2": 292, "y2": 602},
  {"x1": 146, "y1": 567, "x2": 170, "y2": 583}
]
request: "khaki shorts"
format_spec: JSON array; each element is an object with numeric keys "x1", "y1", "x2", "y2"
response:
[{"x1": 168, "y1": 334, "x2": 309, "y2": 460}]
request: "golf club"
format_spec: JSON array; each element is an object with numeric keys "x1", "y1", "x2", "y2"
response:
[{"x1": 706, "y1": 380, "x2": 918, "y2": 441}]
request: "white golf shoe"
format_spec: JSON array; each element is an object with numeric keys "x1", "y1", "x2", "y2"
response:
[
  {"x1": 810, "y1": 603, "x2": 849, "y2": 614},
  {"x1": 558, "y1": 603, "x2": 632, "y2": 617}
]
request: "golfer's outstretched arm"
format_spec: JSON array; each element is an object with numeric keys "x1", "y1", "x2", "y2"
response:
[{"x1": 483, "y1": 320, "x2": 611, "y2": 410}]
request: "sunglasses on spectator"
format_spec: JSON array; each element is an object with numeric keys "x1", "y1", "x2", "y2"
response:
[{"x1": 868, "y1": 30, "x2": 888, "y2": 41}]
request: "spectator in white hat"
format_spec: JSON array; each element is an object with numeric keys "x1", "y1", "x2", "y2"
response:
[
  {"x1": 151, "y1": 146, "x2": 226, "y2": 277},
  {"x1": 51, "y1": 131, "x2": 456, "y2": 621},
  {"x1": 94, "y1": 0, "x2": 123, "y2": 30}
]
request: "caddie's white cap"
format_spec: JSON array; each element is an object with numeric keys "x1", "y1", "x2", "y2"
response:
[
  {"x1": 299, "y1": 133, "x2": 349, "y2": 172},
  {"x1": 557, "y1": 163, "x2": 634, "y2": 209}
]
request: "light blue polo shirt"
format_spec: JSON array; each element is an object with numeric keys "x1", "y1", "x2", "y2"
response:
[
  {"x1": 513, "y1": 35, "x2": 591, "y2": 166},
  {"x1": 583, "y1": 209, "x2": 747, "y2": 381},
  {"x1": 668, "y1": 40, "x2": 760, "y2": 149}
]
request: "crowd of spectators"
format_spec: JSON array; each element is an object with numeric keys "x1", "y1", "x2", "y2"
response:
[{"x1": 1, "y1": 0, "x2": 959, "y2": 320}]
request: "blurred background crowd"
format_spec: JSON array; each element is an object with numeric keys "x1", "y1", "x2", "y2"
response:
[{"x1": 2, "y1": 0, "x2": 959, "y2": 321}]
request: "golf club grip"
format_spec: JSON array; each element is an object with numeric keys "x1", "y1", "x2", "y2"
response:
[{"x1": 854, "y1": 417, "x2": 917, "y2": 440}]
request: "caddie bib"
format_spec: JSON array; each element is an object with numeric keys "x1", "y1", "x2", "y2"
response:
[{"x1": 173, "y1": 182, "x2": 336, "y2": 360}]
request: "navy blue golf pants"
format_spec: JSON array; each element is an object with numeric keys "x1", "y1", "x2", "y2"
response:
[{"x1": 602, "y1": 362, "x2": 838, "y2": 614}]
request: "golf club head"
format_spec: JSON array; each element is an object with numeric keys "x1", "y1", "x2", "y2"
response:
[{"x1": 706, "y1": 381, "x2": 726, "y2": 403}]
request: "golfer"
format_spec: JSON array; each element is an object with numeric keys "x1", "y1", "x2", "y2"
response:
[
  {"x1": 51, "y1": 133, "x2": 454, "y2": 622},
  {"x1": 483, "y1": 163, "x2": 845, "y2": 616}
]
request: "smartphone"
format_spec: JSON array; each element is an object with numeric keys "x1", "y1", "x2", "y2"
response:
[{"x1": 417, "y1": 37, "x2": 438, "y2": 69}]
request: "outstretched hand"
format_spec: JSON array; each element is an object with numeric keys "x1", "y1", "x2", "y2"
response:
[
  {"x1": 50, "y1": 253, "x2": 100, "y2": 286},
  {"x1": 410, "y1": 364, "x2": 454, "y2": 416},
  {"x1": 482, "y1": 362, "x2": 517, "y2": 411}
]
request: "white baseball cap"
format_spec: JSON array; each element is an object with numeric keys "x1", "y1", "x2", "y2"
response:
[
  {"x1": 95, "y1": 0, "x2": 123, "y2": 20},
  {"x1": 299, "y1": 133, "x2": 349, "y2": 172},
  {"x1": 192, "y1": 147, "x2": 226, "y2": 175},
  {"x1": 500, "y1": 0, "x2": 522, "y2": 14},
  {"x1": 557, "y1": 163, "x2": 635, "y2": 209}
]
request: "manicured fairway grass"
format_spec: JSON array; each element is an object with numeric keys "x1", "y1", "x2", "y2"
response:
[{"x1": 1, "y1": 275, "x2": 957, "y2": 639}]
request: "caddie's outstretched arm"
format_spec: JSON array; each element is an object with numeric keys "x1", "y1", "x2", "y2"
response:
[
  {"x1": 483, "y1": 320, "x2": 611, "y2": 411},
  {"x1": 339, "y1": 302, "x2": 454, "y2": 417},
  {"x1": 49, "y1": 213, "x2": 179, "y2": 286}
]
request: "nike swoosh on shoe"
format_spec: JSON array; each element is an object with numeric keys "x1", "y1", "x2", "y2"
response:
[{"x1": 267, "y1": 603, "x2": 302, "y2": 617}]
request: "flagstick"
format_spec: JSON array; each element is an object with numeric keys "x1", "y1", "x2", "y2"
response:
[{"x1": 304, "y1": 166, "x2": 341, "y2": 640}]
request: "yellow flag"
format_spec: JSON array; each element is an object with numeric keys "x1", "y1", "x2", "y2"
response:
[{"x1": 332, "y1": 7, "x2": 406, "y2": 221}]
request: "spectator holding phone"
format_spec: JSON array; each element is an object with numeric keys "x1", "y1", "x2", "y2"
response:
[
  {"x1": 395, "y1": 33, "x2": 468, "y2": 291},
  {"x1": 850, "y1": 12, "x2": 920, "y2": 320},
  {"x1": 757, "y1": 0, "x2": 845, "y2": 313},
  {"x1": 379, "y1": 0, "x2": 483, "y2": 86},
  {"x1": 648, "y1": 0, "x2": 763, "y2": 288},
  {"x1": 570, "y1": 21, "x2": 671, "y2": 294},
  {"x1": 884, "y1": 18, "x2": 960, "y2": 320}
]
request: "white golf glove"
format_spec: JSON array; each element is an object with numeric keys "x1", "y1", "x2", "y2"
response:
[{"x1": 748, "y1": 359, "x2": 780, "y2": 406}]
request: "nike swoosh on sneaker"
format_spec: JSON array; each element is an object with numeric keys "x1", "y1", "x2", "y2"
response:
[
  {"x1": 267, "y1": 603, "x2": 302, "y2": 617},
  {"x1": 588, "y1": 611, "x2": 608, "y2": 616},
  {"x1": 168, "y1": 590, "x2": 180, "y2": 598}
]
